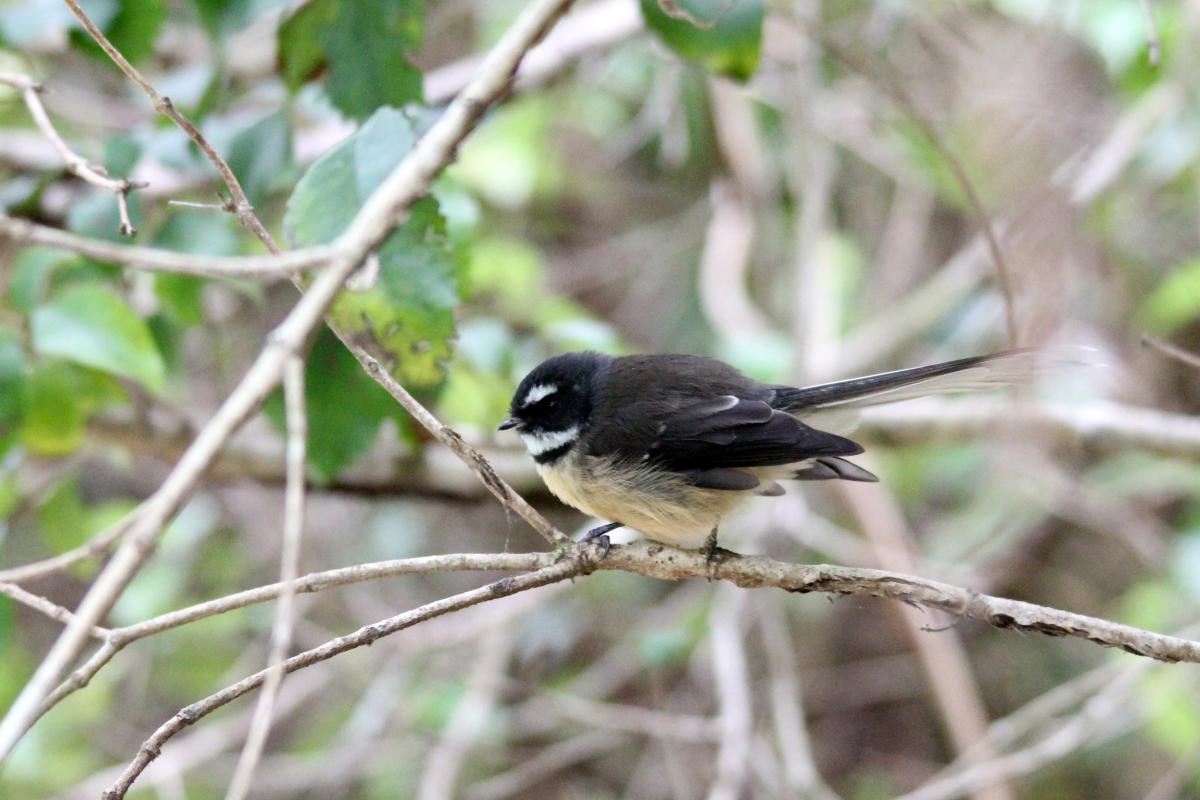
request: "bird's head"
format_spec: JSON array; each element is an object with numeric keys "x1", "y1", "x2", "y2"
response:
[{"x1": 499, "y1": 352, "x2": 609, "y2": 463}]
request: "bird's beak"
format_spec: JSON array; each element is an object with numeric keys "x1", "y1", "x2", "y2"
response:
[{"x1": 498, "y1": 417, "x2": 522, "y2": 431}]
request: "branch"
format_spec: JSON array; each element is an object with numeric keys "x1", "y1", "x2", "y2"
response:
[
  {"x1": 857, "y1": 398, "x2": 1200, "y2": 459},
  {"x1": 353, "y1": 347, "x2": 570, "y2": 547},
  {"x1": 0, "y1": 581, "x2": 110, "y2": 637},
  {"x1": 810, "y1": 33, "x2": 1020, "y2": 346},
  {"x1": 101, "y1": 557, "x2": 589, "y2": 799},
  {"x1": 0, "y1": 215, "x2": 338, "y2": 278},
  {"x1": 0, "y1": 0, "x2": 579, "y2": 761},
  {"x1": 598, "y1": 543, "x2": 1200, "y2": 662},
  {"x1": 94, "y1": 541, "x2": 1200, "y2": 798},
  {"x1": 33, "y1": 554, "x2": 554, "y2": 727},
  {"x1": 0, "y1": 72, "x2": 143, "y2": 235},
  {"x1": 223, "y1": 356, "x2": 307, "y2": 800},
  {"x1": 60, "y1": 0, "x2": 279, "y2": 251},
  {"x1": 1143, "y1": 333, "x2": 1200, "y2": 371}
]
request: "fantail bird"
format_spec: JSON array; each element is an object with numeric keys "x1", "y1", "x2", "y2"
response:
[{"x1": 499, "y1": 350, "x2": 1041, "y2": 556}]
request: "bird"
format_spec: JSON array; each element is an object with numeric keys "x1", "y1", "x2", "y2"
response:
[{"x1": 498, "y1": 349, "x2": 1040, "y2": 559}]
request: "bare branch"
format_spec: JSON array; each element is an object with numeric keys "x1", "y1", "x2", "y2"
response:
[
  {"x1": 101, "y1": 558, "x2": 588, "y2": 799},
  {"x1": 598, "y1": 543, "x2": 1200, "y2": 663},
  {"x1": 810, "y1": 33, "x2": 1020, "y2": 346},
  {"x1": 91, "y1": 540, "x2": 1200, "y2": 798},
  {"x1": 858, "y1": 398, "x2": 1200, "y2": 459},
  {"x1": 60, "y1": 0, "x2": 280, "y2": 251},
  {"x1": 0, "y1": 512, "x2": 134, "y2": 584},
  {"x1": 223, "y1": 356, "x2": 307, "y2": 800},
  {"x1": 33, "y1": 553, "x2": 555, "y2": 728},
  {"x1": 0, "y1": 72, "x2": 143, "y2": 235},
  {"x1": 0, "y1": 581, "x2": 110, "y2": 637},
  {"x1": 0, "y1": 214, "x2": 339, "y2": 278},
  {"x1": 351, "y1": 346, "x2": 570, "y2": 547},
  {"x1": 708, "y1": 586, "x2": 753, "y2": 800},
  {"x1": 0, "y1": 0, "x2": 579, "y2": 761},
  {"x1": 1143, "y1": 333, "x2": 1200, "y2": 371}
]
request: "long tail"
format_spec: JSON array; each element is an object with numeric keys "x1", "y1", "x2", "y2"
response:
[{"x1": 773, "y1": 349, "x2": 1041, "y2": 412}]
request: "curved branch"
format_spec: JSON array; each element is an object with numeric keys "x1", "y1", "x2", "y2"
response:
[
  {"x1": 601, "y1": 543, "x2": 1200, "y2": 663},
  {"x1": 0, "y1": 72, "x2": 142, "y2": 235},
  {"x1": 95, "y1": 541, "x2": 1200, "y2": 798},
  {"x1": 101, "y1": 557, "x2": 589, "y2": 799},
  {"x1": 0, "y1": 215, "x2": 339, "y2": 278},
  {"x1": 61, "y1": 0, "x2": 279, "y2": 251},
  {"x1": 0, "y1": 0, "x2": 580, "y2": 762}
]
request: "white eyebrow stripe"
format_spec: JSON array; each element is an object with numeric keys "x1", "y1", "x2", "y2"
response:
[
  {"x1": 520, "y1": 425, "x2": 579, "y2": 456},
  {"x1": 521, "y1": 383, "x2": 558, "y2": 407}
]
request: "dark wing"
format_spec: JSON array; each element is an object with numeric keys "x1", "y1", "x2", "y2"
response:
[
  {"x1": 587, "y1": 392, "x2": 863, "y2": 491},
  {"x1": 650, "y1": 395, "x2": 862, "y2": 467}
]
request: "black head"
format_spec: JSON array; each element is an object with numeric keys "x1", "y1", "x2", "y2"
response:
[{"x1": 499, "y1": 352, "x2": 610, "y2": 463}]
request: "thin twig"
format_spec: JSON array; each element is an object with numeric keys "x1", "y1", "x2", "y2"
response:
[
  {"x1": 0, "y1": 512, "x2": 134, "y2": 584},
  {"x1": 418, "y1": 624, "x2": 516, "y2": 800},
  {"x1": 59, "y1": 0, "x2": 280, "y2": 251},
  {"x1": 0, "y1": 72, "x2": 144, "y2": 235},
  {"x1": 223, "y1": 356, "x2": 307, "y2": 800},
  {"x1": 33, "y1": 553, "x2": 555, "y2": 728},
  {"x1": 841, "y1": 479, "x2": 1014, "y2": 800},
  {"x1": 857, "y1": 398, "x2": 1200, "y2": 459},
  {"x1": 811, "y1": 32, "x2": 1020, "y2": 346},
  {"x1": 1142, "y1": 333, "x2": 1200, "y2": 370},
  {"x1": 101, "y1": 559, "x2": 588, "y2": 799},
  {"x1": 0, "y1": 0, "x2": 579, "y2": 762},
  {"x1": 95, "y1": 540, "x2": 1200, "y2": 798},
  {"x1": 0, "y1": 214, "x2": 338, "y2": 279},
  {"x1": 351, "y1": 346, "x2": 570, "y2": 547},
  {"x1": 708, "y1": 586, "x2": 753, "y2": 800},
  {"x1": 0, "y1": 581, "x2": 111, "y2": 637},
  {"x1": 758, "y1": 594, "x2": 840, "y2": 800}
]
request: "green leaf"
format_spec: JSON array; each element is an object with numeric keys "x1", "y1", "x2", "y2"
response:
[
  {"x1": 190, "y1": 0, "x2": 258, "y2": 38},
  {"x1": 285, "y1": 107, "x2": 459, "y2": 390},
  {"x1": 7, "y1": 247, "x2": 79, "y2": 313},
  {"x1": 0, "y1": 330, "x2": 25, "y2": 455},
  {"x1": 150, "y1": 212, "x2": 242, "y2": 327},
  {"x1": 70, "y1": 0, "x2": 166, "y2": 66},
  {"x1": 263, "y1": 329, "x2": 408, "y2": 482},
  {"x1": 31, "y1": 285, "x2": 166, "y2": 393},
  {"x1": 277, "y1": 0, "x2": 423, "y2": 119},
  {"x1": 640, "y1": 0, "x2": 764, "y2": 81},
  {"x1": 20, "y1": 362, "x2": 84, "y2": 455},
  {"x1": 225, "y1": 108, "x2": 294, "y2": 208},
  {"x1": 1138, "y1": 258, "x2": 1200, "y2": 334},
  {"x1": 0, "y1": 330, "x2": 25, "y2": 425}
]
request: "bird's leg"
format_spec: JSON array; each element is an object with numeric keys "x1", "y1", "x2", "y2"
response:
[
  {"x1": 704, "y1": 525, "x2": 740, "y2": 579},
  {"x1": 578, "y1": 521, "x2": 621, "y2": 560},
  {"x1": 704, "y1": 526, "x2": 720, "y2": 566}
]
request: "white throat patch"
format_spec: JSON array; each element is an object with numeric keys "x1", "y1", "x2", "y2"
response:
[
  {"x1": 520, "y1": 425, "x2": 579, "y2": 456},
  {"x1": 521, "y1": 382, "x2": 558, "y2": 407}
]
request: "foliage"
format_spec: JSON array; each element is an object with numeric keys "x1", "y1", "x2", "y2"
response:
[{"x1": 0, "y1": 0, "x2": 1198, "y2": 797}]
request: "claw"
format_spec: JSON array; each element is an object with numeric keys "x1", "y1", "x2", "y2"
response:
[{"x1": 579, "y1": 522, "x2": 621, "y2": 561}]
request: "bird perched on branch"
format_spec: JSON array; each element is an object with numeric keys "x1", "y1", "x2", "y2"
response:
[{"x1": 499, "y1": 350, "x2": 1042, "y2": 559}]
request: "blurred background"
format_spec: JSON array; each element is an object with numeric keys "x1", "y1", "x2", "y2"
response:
[{"x1": 1, "y1": 0, "x2": 1200, "y2": 797}]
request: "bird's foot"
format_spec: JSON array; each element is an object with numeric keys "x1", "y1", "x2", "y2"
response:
[
  {"x1": 578, "y1": 522, "x2": 622, "y2": 561},
  {"x1": 703, "y1": 527, "x2": 741, "y2": 580}
]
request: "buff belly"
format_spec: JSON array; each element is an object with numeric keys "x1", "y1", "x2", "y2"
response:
[{"x1": 536, "y1": 453, "x2": 791, "y2": 549}]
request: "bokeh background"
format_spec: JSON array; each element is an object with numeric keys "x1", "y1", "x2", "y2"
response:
[{"x1": 1, "y1": 0, "x2": 1200, "y2": 797}]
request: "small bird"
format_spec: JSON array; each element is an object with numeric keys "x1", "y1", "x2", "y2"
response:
[{"x1": 499, "y1": 350, "x2": 1039, "y2": 558}]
